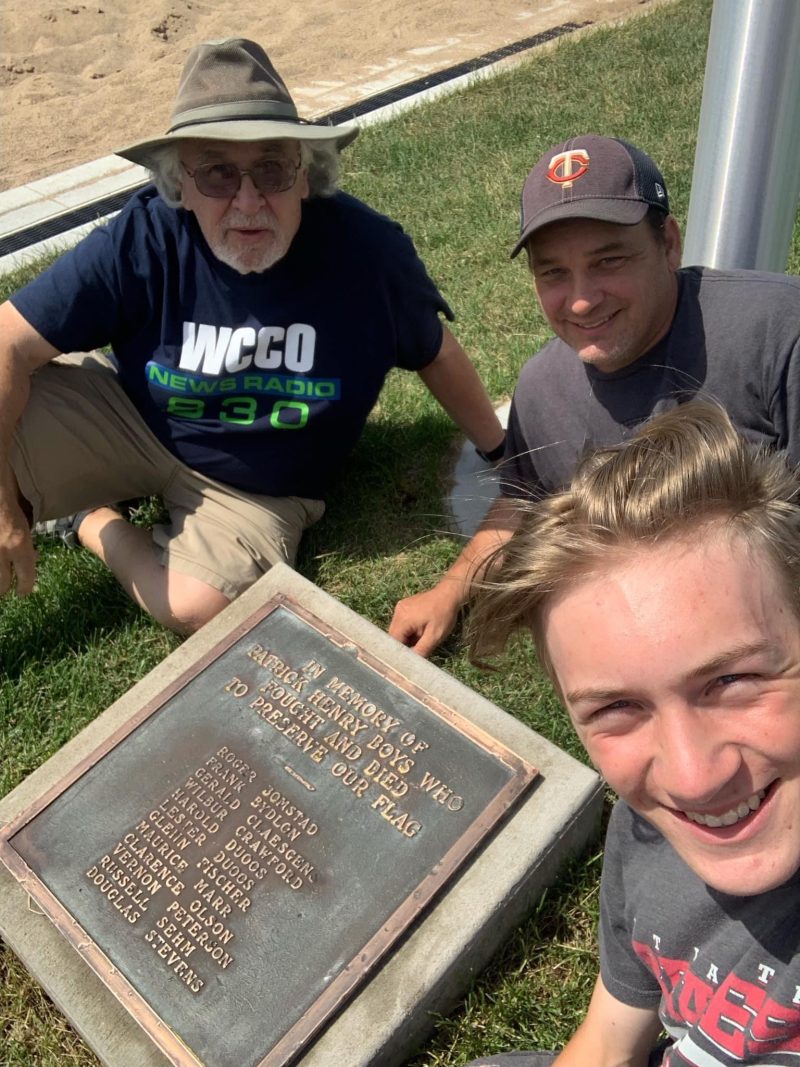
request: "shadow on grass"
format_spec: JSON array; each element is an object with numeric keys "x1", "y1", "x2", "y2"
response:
[
  {"x1": 0, "y1": 412, "x2": 460, "y2": 677},
  {"x1": 0, "y1": 547, "x2": 151, "y2": 680},
  {"x1": 299, "y1": 412, "x2": 464, "y2": 573}
]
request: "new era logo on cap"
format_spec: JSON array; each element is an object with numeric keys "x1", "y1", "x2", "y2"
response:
[{"x1": 511, "y1": 135, "x2": 670, "y2": 258}]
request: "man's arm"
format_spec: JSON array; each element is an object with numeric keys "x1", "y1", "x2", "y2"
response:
[
  {"x1": 553, "y1": 976, "x2": 663, "y2": 1067},
  {"x1": 389, "y1": 494, "x2": 521, "y2": 656},
  {"x1": 416, "y1": 325, "x2": 505, "y2": 456},
  {"x1": 0, "y1": 301, "x2": 60, "y2": 596}
]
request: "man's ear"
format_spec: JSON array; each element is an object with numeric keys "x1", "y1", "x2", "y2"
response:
[{"x1": 664, "y1": 215, "x2": 682, "y2": 270}]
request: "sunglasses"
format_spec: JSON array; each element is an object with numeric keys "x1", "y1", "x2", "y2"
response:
[{"x1": 181, "y1": 158, "x2": 301, "y2": 198}]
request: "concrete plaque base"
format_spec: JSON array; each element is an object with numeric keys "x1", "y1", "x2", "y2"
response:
[{"x1": 0, "y1": 564, "x2": 602, "y2": 1067}]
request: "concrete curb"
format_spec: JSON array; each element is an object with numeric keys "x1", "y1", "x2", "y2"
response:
[{"x1": 0, "y1": 20, "x2": 589, "y2": 276}]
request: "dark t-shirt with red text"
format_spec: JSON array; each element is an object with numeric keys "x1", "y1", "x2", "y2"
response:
[{"x1": 600, "y1": 801, "x2": 800, "y2": 1066}]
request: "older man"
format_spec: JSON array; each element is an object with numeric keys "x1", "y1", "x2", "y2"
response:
[
  {"x1": 0, "y1": 38, "x2": 504, "y2": 633},
  {"x1": 390, "y1": 134, "x2": 800, "y2": 656}
]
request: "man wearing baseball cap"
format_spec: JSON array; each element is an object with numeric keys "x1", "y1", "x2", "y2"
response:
[
  {"x1": 390, "y1": 133, "x2": 800, "y2": 657},
  {"x1": 0, "y1": 38, "x2": 504, "y2": 633}
]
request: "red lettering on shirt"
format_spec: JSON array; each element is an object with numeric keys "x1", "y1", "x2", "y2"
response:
[{"x1": 632, "y1": 939, "x2": 800, "y2": 1060}]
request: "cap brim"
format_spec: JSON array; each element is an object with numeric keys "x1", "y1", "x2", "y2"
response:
[
  {"x1": 116, "y1": 118, "x2": 359, "y2": 167},
  {"x1": 510, "y1": 197, "x2": 651, "y2": 259}
]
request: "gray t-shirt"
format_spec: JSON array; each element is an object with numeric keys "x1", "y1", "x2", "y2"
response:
[
  {"x1": 599, "y1": 801, "x2": 800, "y2": 1066},
  {"x1": 502, "y1": 267, "x2": 800, "y2": 498}
]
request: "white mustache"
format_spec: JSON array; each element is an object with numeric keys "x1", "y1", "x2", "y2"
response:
[{"x1": 223, "y1": 211, "x2": 276, "y2": 230}]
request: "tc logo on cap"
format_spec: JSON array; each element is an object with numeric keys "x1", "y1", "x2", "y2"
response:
[{"x1": 547, "y1": 149, "x2": 590, "y2": 188}]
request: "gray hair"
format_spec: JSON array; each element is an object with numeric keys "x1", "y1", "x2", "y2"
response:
[{"x1": 147, "y1": 138, "x2": 341, "y2": 208}]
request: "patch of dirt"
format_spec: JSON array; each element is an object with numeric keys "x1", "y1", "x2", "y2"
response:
[{"x1": 0, "y1": 0, "x2": 666, "y2": 191}]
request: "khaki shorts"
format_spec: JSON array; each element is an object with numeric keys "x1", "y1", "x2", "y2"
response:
[{"x1": 11, "y1": 353, "x2": 325, "y2": 600}]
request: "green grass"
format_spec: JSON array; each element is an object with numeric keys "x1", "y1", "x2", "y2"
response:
[{"x1": 2, "y1": 0, "x2": 799, "y2": 1062}]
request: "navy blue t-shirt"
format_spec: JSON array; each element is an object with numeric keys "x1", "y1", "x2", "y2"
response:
[{"x1": 12, "y1": 187, "x2": 453, "y2": 498}]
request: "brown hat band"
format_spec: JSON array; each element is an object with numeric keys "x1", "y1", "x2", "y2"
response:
[{"x1": 169, "y1": 100, "x2": 299, "y2": 132}]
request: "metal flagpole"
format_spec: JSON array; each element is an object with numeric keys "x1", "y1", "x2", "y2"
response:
[{"x1": 682, "y1": 0, "x2": 800, "y2": 272}]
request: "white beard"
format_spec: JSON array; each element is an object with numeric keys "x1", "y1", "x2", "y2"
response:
[{"x1": 208, "y1": 210, "x2": 293, "y2": 274}]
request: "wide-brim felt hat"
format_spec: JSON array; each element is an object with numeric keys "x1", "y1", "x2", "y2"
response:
[{"x1": 116, "y1": 37, "x2": 358, "y2": 167}]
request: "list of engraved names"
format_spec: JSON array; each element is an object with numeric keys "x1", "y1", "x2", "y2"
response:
[{"x1": 82, "y1": 639, "x2": 468, "y2": 997}]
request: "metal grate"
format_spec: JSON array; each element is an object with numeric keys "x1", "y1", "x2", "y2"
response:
[{"x1": 0, "y1": 21, "x2": 590, "y2": 260}]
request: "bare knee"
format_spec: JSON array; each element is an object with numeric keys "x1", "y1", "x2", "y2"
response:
[
  {"x1": 164, "y1": 581, "x2": 233, "y2": 635},
  {"x1": 78, "y1": 513, "x2": 235, "y2": 633}
]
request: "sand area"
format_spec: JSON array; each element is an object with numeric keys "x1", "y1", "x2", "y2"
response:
[{"x1": 2, "y1": 0, "x2": 655, "y2": 193}]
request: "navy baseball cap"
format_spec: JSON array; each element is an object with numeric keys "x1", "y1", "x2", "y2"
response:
[{"x1": 511, "y1": 135, "x2": 670, "y2": 258}]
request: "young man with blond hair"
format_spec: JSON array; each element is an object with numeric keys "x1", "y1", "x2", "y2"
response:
[{"x1": 463, "y1": 402, "x2": 800, "y2": 1067}]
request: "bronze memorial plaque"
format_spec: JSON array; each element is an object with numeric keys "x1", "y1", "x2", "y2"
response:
[{"x1": 0, "y1": 593, "x2": 537, "y2": 1067}]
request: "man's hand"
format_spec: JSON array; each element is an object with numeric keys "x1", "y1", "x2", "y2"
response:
[
  {"x1": 389, "y1": 582, "x2": 463, "y2": 657},
  {"x1": 390, "y1": 499, "x2": 522, "y2": 658},
  {"x1": 0, "y1": 495, "x2": 37, "y2": 597}
]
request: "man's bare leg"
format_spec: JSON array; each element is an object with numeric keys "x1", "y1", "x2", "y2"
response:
[{"x1": 77, "y1": 507, "x2": 231, "y2": 634}]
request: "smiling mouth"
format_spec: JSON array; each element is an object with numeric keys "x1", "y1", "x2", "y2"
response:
[
  {"x1": 570, "y1": 313, "x2": 616, "y2": 330},
  {"x1": 684, "y1": 788, "x2": 767, "y2": 828}
]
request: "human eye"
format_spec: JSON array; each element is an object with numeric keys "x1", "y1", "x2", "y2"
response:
[
  {"x1": 254, "y1": 158, "x2": 297, "y2": 192},
  {"x1": 572, "y1": 697, "x2": 639, "y2": 729},
  {"x1": 204, "y1": 162, "x2": 238, "y2": 180},
  {"x1": 705, "y1": 672, "x2": 763, "y2": 702},
  {"x1": 712, "y1": 672, "x2": 757, "y2": 689},
  {"x1": 254, "y1": 159, "x2": 284, "y2": 177},
  {"x1": 595, "y1": 698, "x2": 637, "y2": 716},
  {"x1": 534, "y1": 266, "x2": 565, "y2": 281},
  {"x1": 597, "y1": 255, "x2": 627, "y2": 269}
]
